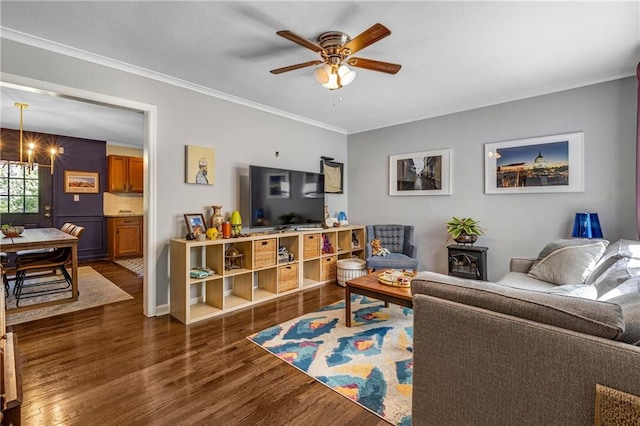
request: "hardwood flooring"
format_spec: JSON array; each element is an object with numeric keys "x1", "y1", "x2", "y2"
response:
[{"x1": 9, "y1": 260, "x2": 387, "y2": 425}]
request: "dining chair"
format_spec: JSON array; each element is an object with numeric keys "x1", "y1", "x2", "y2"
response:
[
  {"x1": 13, "y1": 226, "x2": 84, "y2": 306},
  {"x1": 15, "y1": 222, "x2": 77, "y2": 263}
]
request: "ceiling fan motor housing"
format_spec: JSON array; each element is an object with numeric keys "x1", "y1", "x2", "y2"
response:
[{"x1": 317, "y1": 31, "x2": 352, "y2": 62}]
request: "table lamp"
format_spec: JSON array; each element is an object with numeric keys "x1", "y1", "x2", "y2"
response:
[{"x1": 571, "y1": 213, "x2": 603, "y2": 238}]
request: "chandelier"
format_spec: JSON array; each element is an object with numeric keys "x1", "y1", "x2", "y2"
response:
[{"x1": 14, "y1": 102, "x2": 56, "y2": 175}]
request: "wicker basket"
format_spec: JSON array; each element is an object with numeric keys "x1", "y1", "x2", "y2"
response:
[
  {"x1": 336, "y1": 258, "x2": 367, "y2": 287},
  {"x1": 253, "y1": 239, "x2": 277, "y2": 268},
  {"x1": 321, "y1": 256, "x2": 337, "y2": 280},
  {"x1": 278, "y1": 263, "x2": 298, "y2": 292},
  {"x1": 303, "y1": 234, "x2": 320, "y2": 259}
]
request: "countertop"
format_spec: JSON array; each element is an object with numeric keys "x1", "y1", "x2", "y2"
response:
[{"x1": 104, "y1": 214, "x2": 143, "y2": 218}]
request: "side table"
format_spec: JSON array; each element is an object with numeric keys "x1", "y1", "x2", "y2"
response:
[{"x1": 447, "y1": 244, "x2": 488, "y2": 280}]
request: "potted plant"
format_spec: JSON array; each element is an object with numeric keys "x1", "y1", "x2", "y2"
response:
[{"x1": 446, "y1": 217, "x2": 485, "y2": 244}]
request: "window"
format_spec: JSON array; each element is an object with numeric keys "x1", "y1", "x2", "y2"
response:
[{"x1": 0, "y1": 160, "x2": 39, "y2": 213}]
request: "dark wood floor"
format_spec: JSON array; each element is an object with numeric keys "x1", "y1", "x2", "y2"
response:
[{"x1": 9, "y1": 260, "x2": 387, "y2": 425}]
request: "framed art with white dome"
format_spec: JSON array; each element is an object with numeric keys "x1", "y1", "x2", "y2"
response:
[{"x1": 484, "y1": 132, "x2": 584, "y2": 194}]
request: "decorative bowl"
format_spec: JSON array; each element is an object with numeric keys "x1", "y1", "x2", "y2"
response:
[{"x1": 1, "y1": 226, "x2": 24, "y2": 237}]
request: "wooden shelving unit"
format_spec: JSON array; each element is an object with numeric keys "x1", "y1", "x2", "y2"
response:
[{"x1": 170, "y1": 225, "x2": 365, "y2": 324}]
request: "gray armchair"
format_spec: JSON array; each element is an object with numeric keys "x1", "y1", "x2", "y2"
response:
[{"x1": 365, "y1": 224, "x2": 418, "y2": 272}]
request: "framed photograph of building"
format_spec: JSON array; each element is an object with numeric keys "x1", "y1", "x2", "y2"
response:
[
  {"x1": 185, "y1": 145, "x2": 215, "y2": 185},
  {"x1": 389, "y1": 149, "x2": 452, "y2": 196},
  {"x1": 484, "y1": 132, "x2": 584, "y2": 194},
  {"x1": 64, "y1": 170, "x2": 99, "y2": 193}
]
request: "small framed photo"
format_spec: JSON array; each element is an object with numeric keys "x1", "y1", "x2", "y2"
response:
[
  {"x1": 484, "y1": 132, "x2": 584, "y2": 194},
  {"x1": 64, "y1": 171, "x2": 99, "y2": 194},
  {"x1": 321, "y1": 160, "x2": 344, "y2": 194},
  {"x1": 184, "y1": 213, "x2": 207, "y2": 235},
  {"x1": 389, "y1": 149, "x2": 452, "y2": 196}
]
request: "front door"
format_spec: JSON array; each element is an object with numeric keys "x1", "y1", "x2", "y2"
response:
[{"x1": 0, "y1": 161, "x2": 54, "y2": 229}]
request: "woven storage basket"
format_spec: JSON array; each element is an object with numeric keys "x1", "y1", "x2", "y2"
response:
[
  {"x1": 303, "y1": 234, "x2": 320, "y2": 259},
  {"x1": 278, "y1": 263, "x2": 298, "y2": 292},
  {"x1": 336, "y1": 258, "x2": 367, "y2": 287},
  {"x1": 253, "y1": 239, "x2": 277, "y2": 268}
]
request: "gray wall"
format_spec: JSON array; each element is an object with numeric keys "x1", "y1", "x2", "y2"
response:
[
  {"x1": 1, "y1": 39, "x2": 348, "y2": 307},
  {"x1": 348, "y1": 77, "x2": 637, "y2": 280}
]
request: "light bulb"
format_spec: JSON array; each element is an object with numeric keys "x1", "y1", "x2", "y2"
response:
[
  {"x1": 314, "y1": 64, "x2": 332, "y2": 84},
  {"x1": 337, "y1": 64, "x2": 356, "y2": 86}
]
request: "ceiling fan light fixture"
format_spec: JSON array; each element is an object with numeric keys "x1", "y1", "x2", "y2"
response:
[
  {"x1": 337, "y1": 64, "x2": 356, "y2": 86},
  {"x1": 322, "y1": 72, "x2": 340, "y2": 90},
  {"x1": 314, "y1": 63, "x2": 332, "y2": 84}
]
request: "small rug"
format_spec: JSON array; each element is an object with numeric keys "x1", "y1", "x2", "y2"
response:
[
  {"x1": 6, "y1": 266, "x2": 133, "y2": 325},
  {"x1": 248, "y1": 295, "x2": 413, "y2": 425},
  {"x1": 113, "y1": 257, "x2": 144, "y2": 277}
]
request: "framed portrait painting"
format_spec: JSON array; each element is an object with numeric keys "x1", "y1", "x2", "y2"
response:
[
  {"x1": 389, "y1": 149, "x2": 452, "y2": 196},
  {"x1": 185, "y1": 145, "x2": 215, "y2": 185},
  {"x1": 484, "y1": 132, "x2": 584, "y2": 194}
]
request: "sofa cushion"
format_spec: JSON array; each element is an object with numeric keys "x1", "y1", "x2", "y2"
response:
[
  {"x1": 606, "y1": 293, "x2": 640, "y2": 346},
  {"x1": 586, "y1": 239, "x2": 640, "y2": 284},
  {"x1": 497, "y1": 271, "x2": 557, "y2": 291},
  {"x1": 545, "y1": 284, "x2": 598, "y2": 299},
  {"x1": 412, "y1": 271, "x2": 625, "y2": 340},
  {"x1": 527, "y1": 238, "x2": 608, "y2": 285}
]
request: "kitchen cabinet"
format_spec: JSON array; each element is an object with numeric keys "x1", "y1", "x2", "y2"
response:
[
  {"x1": 107, "y1": 155, "x2": 143, "y2": 193},
  {"x1": 107, "y1": 216, "x2": 143, "y2": 259}
]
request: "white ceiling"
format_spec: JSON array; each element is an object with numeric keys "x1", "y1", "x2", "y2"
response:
[{"x1": 1, "y1": 1, "x2": 638, "y2": 144}]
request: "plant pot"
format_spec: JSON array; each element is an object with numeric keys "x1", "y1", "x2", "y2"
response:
[{"x1": 454, "y1": 234, "x2": 477, "y2": 244}]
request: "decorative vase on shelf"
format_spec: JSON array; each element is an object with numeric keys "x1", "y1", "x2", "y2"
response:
[{"x1": 210, "y1": 205, "x2": 224, "y2": 233}]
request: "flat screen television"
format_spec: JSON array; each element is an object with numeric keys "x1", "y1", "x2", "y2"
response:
[{"x1": 248, "y1": 165, "x2": 325, "y2": 229}]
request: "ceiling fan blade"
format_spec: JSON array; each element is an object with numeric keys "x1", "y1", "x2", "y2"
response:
[
  {"x1": 347, "y1": 57, "x2": 401, "y2": 74},
  {"x1": 276, "y1": 30, "x2": 325, "y2": 54},
  {"x1": 341, "y1": 23, "x2": 391, "y2": 55},
  {"x1": 270, "y1": 60, "x2": 324, "y2": 74}
]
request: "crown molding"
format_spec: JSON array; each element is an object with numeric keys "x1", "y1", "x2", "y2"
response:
[{"x1": 1, "y1": 28, "x2": 348, "y2": 135}]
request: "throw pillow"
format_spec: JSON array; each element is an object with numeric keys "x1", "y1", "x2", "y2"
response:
[
  {"x1": 527, "y1": 238, "x2": 608, "y2": 285},
  {"x1": 591, "y1": 257, "x2": 640, "y2": 299},
  {"x1": 586, "y1": 239, "x2": 640, "y2": 284},
  {"x1": 598, "y1": 276, "x2": 640, "y2": 302}
]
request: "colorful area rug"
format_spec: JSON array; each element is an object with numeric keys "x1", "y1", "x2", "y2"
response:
[
  {"x1": 248, "y1": 295, "x2": 413, "y2": 425},
  {"x1": 113, "y1": 257, "x2": 144, "y2": 277},
  {"x1": 6, "y1": 266, "x2": 133, "y2": 325}
]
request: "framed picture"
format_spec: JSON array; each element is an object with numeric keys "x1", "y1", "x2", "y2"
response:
[
  {"x1": 484, "y1": 132, "x2": 584, "y2": 194},
  {"x1": 321, "y1": 160, "x2": 344, "y2": 194},
  {"x1": 64, "y1": 170, "x2": 99, "y2": 194},
  {"x1": 184, "y1": 213, "x2": 207, "y2": 235},
  {"x1": 185, "y1": 145, "x2": 215, "y2": 185},
  {"x1": 389, "y1": 149, "x2": 452, "y2": 196}
]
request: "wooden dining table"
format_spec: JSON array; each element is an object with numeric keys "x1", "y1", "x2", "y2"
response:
[{"x1": 0, "y1": 228, "x2": 79, "y2": 312}]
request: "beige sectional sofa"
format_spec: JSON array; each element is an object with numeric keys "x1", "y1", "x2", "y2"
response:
[{"x1": 411, "y1": 238, "x2": 640, "y2": 425}]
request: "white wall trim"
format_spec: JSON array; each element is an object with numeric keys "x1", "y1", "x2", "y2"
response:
[
  {"x1": 0, "y1": 72, "x2": 159, "y2": 317},
  {"x1": 1, "y1": 28, "x2": 347, "y2": 135}
]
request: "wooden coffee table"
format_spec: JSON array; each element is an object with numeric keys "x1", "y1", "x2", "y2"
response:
[{"x1": 345, "y1": 272, "x2": 413, "y2": 327}]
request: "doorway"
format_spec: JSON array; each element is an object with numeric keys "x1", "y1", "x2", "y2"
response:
[{"x1": 0, "y1": 77, "x2": 158, "y2": 317}]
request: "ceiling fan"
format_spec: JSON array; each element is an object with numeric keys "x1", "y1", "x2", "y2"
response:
[{"x1": 270, "y1": 23, "x2": 401, "y2": 90}]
